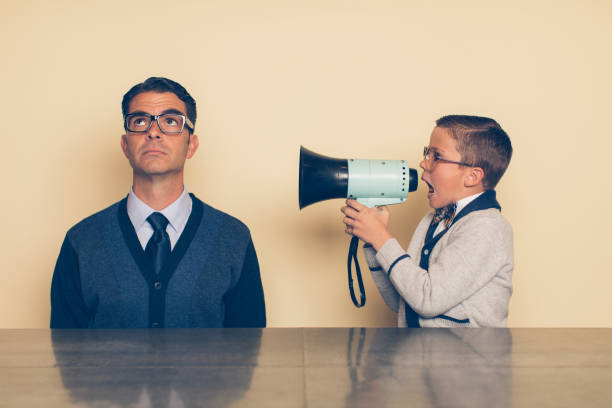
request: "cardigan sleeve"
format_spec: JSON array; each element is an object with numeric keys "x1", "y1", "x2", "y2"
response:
[
  {"x1": 223, "y1": 238, "x2": 266, "y2": 328},
  {"x1": 363, "y1": 244, "x2": 401, "y2": 313},
  {"x1": 50, "y1": 236, "x2": 91, "y2": 328}
]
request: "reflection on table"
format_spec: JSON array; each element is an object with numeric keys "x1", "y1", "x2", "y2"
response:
[
  {"x1": 1, "y1": 328, "x2": 612, "y2": 407},
  {"x1": 52, "y1": 329, "x2": 262, "y2": 407},
  {"x1": 343, "y1": 328, "x2": 511, "y2": 407}
]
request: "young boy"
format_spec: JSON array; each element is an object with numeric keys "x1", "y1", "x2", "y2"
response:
[{"x1": 341, "y1": 115, "x2": 513, "y2": 327}]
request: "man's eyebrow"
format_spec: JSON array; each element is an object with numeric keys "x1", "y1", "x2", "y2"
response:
[{"x1": 161, "y1": 108, "x2": 186, "y2": 116}]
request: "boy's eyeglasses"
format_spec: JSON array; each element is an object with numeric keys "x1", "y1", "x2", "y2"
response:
[
  {"x1": 124, "y1": 113, "x2": 194, "y2": 135},
  {"x1": 423, "y1": 146, "x2": 472, "y2": 169}
]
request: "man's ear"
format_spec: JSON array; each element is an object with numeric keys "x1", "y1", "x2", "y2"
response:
[
  {"x1": 120, "y1": 134, "x2": 129, "y2": 158},
  {"x1": 186, "y1": 133, "x2": 199, "y2": 159},
  {"x1": 464, "y1": 166, "x2": 485, "y2": 187}
]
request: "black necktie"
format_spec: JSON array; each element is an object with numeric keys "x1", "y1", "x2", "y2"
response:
[{"x1": 145, "y1": 212, "x2": 170, "y2": 275}]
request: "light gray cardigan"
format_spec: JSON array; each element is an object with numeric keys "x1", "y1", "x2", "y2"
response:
[{"x1": 364, "y1": 208, "x2": 513, "y2": 327}]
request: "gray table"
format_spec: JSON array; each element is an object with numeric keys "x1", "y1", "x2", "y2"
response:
[{"x1": 1, "y1": 328, "x2": 611, "y2": 407}]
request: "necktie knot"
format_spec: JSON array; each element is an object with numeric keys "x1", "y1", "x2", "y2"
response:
[
  {"x1": 432, "y1": 202, "x2": 457, "y2": 228},
  {"x1": 147, "y1": 212, "x2": 169, "y2": 232}
]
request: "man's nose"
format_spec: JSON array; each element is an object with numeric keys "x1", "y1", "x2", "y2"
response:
[{"x1": 147, "y1": 119, "x2": 163, "y2": 139}]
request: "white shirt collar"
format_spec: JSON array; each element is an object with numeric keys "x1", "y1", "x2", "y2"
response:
[
  {"x1": 454, "y1": 191, "x2": 484, "y2": 216},
  {"x1": 126, "y1": 186, "x2": 192, "y2": 234}
]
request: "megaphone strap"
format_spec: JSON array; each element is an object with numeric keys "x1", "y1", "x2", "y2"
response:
[{"x1": 347, "y1": 236, "x2": 366, "y2": 308}]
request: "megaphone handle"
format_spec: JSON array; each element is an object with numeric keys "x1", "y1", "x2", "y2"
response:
[{"x1": 347, "y1": 236, "x2": 366, "y2": 308}]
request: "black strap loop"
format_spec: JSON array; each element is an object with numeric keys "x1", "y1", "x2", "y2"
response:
[{"x1": 347, "y1": 236, "x2": 366, "y2": 308}]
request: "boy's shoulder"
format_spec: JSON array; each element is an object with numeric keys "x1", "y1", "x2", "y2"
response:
[{"x1": 453, "y1": 208, "x2": 513, "y2": 239}]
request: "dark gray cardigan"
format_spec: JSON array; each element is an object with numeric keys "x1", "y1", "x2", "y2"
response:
[{"x1": 50, "y1": 194, "x2": 266, "y2": 328}]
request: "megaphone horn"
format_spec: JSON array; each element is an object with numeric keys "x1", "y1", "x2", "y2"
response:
[{"x1": 299, "y1": 146, "x2": 349, "y2": 209}]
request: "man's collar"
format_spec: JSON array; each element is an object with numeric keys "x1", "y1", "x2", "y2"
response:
[{"x1": 126, "y1": 187, "x2": 191, "y2": 232}]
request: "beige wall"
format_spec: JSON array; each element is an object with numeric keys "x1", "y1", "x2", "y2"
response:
[{"x1": 1, "y1": 0, "x2": 610, "y2": 328}]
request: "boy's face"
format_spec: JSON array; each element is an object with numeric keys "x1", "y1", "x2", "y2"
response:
[{"x1": 420, "y1": 126, "x2": 474, "y2": 209}]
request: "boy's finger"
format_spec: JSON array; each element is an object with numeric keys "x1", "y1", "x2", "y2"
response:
[
  {"x1": 343, "y1": 217, "x2": 355, "y2": 226},
  {"x1": 346, "y1": 199, "x2": 367, "y2": 211},
  {"x1": 343, "y1": 207, "x2": 359, "y2": 219}
]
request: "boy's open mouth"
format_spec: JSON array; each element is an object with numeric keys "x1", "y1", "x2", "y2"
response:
[{"x1": 423, "y1": 179, "x2": 434, "y2": 194}]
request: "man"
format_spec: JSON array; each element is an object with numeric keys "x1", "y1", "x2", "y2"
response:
[{"x1": 51, "y1": 77, "x2": 266, "y2": 328}]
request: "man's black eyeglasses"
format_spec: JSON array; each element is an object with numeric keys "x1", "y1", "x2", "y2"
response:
[{"x1": 124, "y1": 113, "x2": 194, "y2": 135}]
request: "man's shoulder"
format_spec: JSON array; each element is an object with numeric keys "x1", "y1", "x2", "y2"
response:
[
  {"x1": 66, "y1": 198, "x2": 125, "y2": 239},
  {"x1": 191, "y1": 195, "x2": 251, "y2": 238}
]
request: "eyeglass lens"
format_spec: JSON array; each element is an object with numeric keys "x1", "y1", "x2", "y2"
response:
[{"x1": 423, "y1": 146, "x2": 440, "y2": 169}]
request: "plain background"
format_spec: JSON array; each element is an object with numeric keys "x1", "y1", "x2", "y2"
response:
[{"x1": 1, "y1": 0, "x2": 611, "y2": 328}]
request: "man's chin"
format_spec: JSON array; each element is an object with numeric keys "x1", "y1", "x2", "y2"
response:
[{"x1": 133, "y1": 166, "x2": 171, "y2": 177}]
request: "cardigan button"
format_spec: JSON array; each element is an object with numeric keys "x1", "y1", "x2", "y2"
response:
[
  {"x1": 154, "y1": 281, "x2": 162, "y2": 290},
  {"x1": 424, "y1": 249, "x2": 429, "y2": 255}
]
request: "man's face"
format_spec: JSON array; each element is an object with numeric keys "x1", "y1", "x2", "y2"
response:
[
  {"x1": 419, "y1": 126, "x2": 471, "y2": 209},
  {"x1": 121, "y1": 91, "x2": 198, "y2": 179}
]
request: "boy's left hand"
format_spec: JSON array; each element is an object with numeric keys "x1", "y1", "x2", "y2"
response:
[{"x1": 341, "y1": 199, "x2": 392, "y2": 251}]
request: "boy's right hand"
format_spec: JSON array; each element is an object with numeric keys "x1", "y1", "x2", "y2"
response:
[{"x1": 341, "y1": 199, "x2": 392, "y2": 251}]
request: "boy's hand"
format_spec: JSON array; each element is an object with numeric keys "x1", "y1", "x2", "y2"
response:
[{"x1": 341, "y1": 199, "x2": 392, "y2": 251}]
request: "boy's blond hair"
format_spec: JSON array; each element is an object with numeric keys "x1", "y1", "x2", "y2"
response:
[{"x1": 436, "y1": 115, "x2": 512, "y2": 189}]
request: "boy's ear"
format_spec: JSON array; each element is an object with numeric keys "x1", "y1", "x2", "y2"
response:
[{"x1": 464, "y1": 166, "x2": 485, "y2": 187}]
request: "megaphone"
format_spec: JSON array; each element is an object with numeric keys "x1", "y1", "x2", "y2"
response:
[
  {"x1": 299, "y1": 146, "x2": 418, "y2": 209},
  {"x1": 298, "y1": 146, "x2": 419, "y2": 308}
]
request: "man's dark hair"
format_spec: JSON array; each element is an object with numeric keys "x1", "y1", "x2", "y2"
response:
[
  {"x1": 122, "y1": 77, "x2": 197, "y2": 131},
  {"x1": 436, "y1": 115, "x2": 512, "y2": 189}
]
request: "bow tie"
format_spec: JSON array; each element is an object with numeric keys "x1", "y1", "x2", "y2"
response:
[{"x1": 432, "y1": 202, "x2": 457, "y2": 228}]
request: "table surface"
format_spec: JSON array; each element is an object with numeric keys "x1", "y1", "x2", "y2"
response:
[{"x1": 1, "y1": 328, "x2": 612, "y2": 407}]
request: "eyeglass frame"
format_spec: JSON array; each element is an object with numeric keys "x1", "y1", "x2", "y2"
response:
[
  {"x1": 423, "y1": 146, "x2": 473, "y2": 168},
  {"x1": 124, "y1": 111, "x2": 195, "y2": 135}
]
